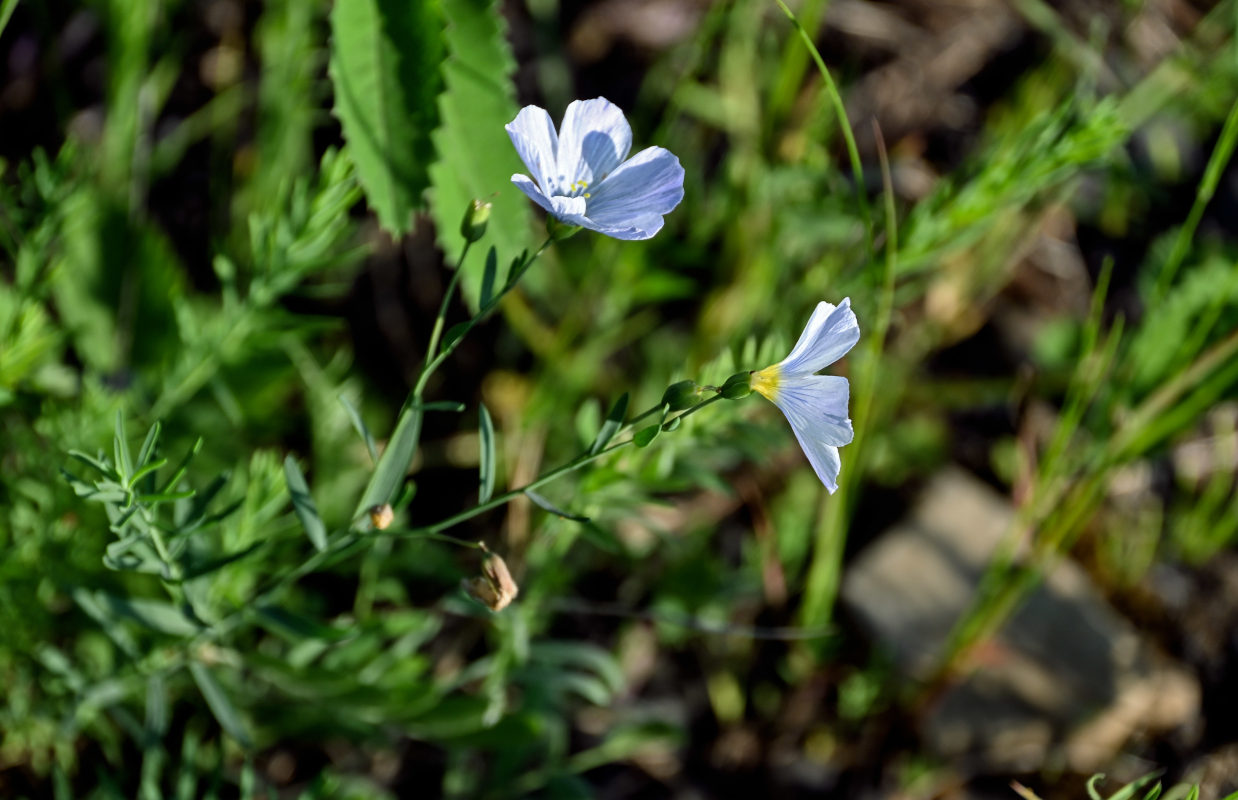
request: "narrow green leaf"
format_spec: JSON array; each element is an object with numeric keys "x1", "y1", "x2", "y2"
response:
[
  {"x1": 284, "y1": 455, "x2": 328, "y2": 552},
  {"x1": 442, "y1": 320, "x2": 470, "y2": 350},
  {"x1": 478, "y1": 403, "x2": 496, "y2": 503},
  {"x1": 177, "y1": 473, "x2": 230, "y2": 533},
  {"x1": 188, "y1": 662, "x2": 251, "y2": 747},
  {"x1": 633, "y1": 424, "x2": 660, "y2": 448},
  {"x1": 328, "y1": 0, "x2": 444, "y2": 234},
  {"x1": 479, "y1": 246, "x2": 498, "y2": 308},
  {"x1": 339, "y1": 393, "x2": 378, "y2": 464},
  {"x1": 114, "y1": 410, "x2": 133, "y2": 481},
  {"x1": 428, "y1": 0, "x2": 531, "y2": 309},
  {"x1": 590, "y1": 392, "x2": 628, "y2": 454},
  {"x1": 415, "y1": 400, "x2": 466, "y2": 412},
  {"x1": 136, "y1": 421, "x2": 162, "y2": 469},
  {"x1": 128, "y1": 458, "x2": 167, "y2": 489},
  {"x1": 251, "y1": 604, "x2": 349, "y2": 642},
  {"x1": 524, "y1": 490, "x2": 589, "y2": 522},
  {"x1": 157, "y1": 437, "x2": 203, "y2": 496},
  {"x1": 66, "y1": 451, "x2": 117, "y2": 480},
  {"x1": 135, "y1": 490, "x2": 195, "y2": 504},
  {"x1": 180, "y1": 542, "x2": 266, "y2": 580},
  {"x1": 145, "y1": 673, "x2": 168, "y2": 736},
  {"x1": 96, "y1": 592, "x2": 203, "y2": 637},
  {"x1": 354, "y1": 404, "x2": 422, "y2": 516}
]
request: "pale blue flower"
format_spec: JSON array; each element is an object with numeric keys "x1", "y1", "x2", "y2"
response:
[
  {"x1": 750, "y1": 298, "x2": 860, "y2": 493},
  {"x1": 506, "y1": 97, "x2": 685, "y2": 240}
]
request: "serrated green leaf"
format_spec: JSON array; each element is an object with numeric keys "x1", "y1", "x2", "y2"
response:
[
  {"x1": 189, "y1": 662, "x2": 251, "y2": 747},
  {"x1": 284, "y1": 455, "x2": 327, "y2": 551},
  {"x1": 329, "y1": 0, "x2": 444, "y2": 234},
  {"x1": 428, "y1": 0, "x2": 531, "y2": 309},
  {"x1": 478, "y1": 403, "x2": 496, "y2": 504},
  {"x1": 339, "y1": 393, "x2": 378, "y2": 464},
  {"x1": 591, "y1": 392, "x2": 628, "y2": 455}
]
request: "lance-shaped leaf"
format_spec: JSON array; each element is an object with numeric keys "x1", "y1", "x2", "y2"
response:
[
  {"x1": 284, "y1": 455, "x2": 327, "y2": 552},
  {"x1": 590, "y1": 393, "x2": 628, "y2": 454},
  {"x1": 478, "y1": 403, "x2": 496, "y2": 504},
  {"x1": 189, "y1": 662, "x2": 251, "y2": 748}
]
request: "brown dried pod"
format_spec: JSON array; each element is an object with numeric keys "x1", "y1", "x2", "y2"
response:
[{"x1": 464, "y1": 546, "x2": 519, "y2": 612}]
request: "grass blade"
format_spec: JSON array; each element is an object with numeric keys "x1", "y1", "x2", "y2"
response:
[{"x1": 284, "y1": 455, "x2": 327, "y2": 552}]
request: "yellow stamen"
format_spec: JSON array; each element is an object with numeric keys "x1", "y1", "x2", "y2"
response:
[
  {"x1": 583, "y1": 192, "x2": 591, "y2": 198},
  {"x1": 750, "y1": 364, "x2": 781, "y2": 401}
]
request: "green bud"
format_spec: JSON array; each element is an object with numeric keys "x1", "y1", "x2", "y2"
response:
[
  {"x1": 720, "y1": 371, "x2": 753, "y2": 400},
  {"x1": 661, "y1": 417, "x2": 682, "y2": 432},
  {"x1": 460, "y1": 199, "x2": 492, "y2": 243},
  {"x1": 546, "y1": 216, "x2": 582, "y2": 241},
  {"x1": 660, "y1": 380, "x2": 701, "y2": 411}
]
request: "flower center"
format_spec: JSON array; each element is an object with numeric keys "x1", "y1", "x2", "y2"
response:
[
  {"x1": 552, "y1": 175, "x2": 592, "y2": 199},
  {"x1": 749, "y1": 365, "x2": 781, "y2": 401}
]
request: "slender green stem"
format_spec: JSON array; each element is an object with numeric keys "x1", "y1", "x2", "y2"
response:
[
  {"x1": 397, "y1": 439, "x2": 631, "y2": 537},
  {"x1": 672, "y1": 392, "x2": 724, "y2": 421},
  {"x1": 773, "y1": 0, "x2": 873, "y2": 256},
  {"x1": 423, "y1": 241, "x2": 472, "y2": 368}
]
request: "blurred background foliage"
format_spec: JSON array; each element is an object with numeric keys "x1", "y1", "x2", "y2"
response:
[{"x1": 1, "y1": 0, "x2": 1238, "y2": 797}]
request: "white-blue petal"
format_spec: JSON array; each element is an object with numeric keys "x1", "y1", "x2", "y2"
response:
[
  {"x1": 549, "y1": 195, "x2": 591, "y2": 228},
  {"x1": 587, "y1": 213, "x2": 665, "y2": 241},
  {"x1": 771, "y1": 374, "x2": 852, "y2": 493},
  {"x1": 779, "y1": 298, "x2": 860, "y2": 376},
  {"x1": 584, "y1": 146, "x2": 684, "y2": 227},
  {"x1": 511, "y1": 174, "x2": 555, "y2": 214},
  {"x1": 506, "y1": 105, "x2": 559, "y2": 194},
  {"x1": 554, "y1": 98, "x2": 632, "y2": 192}
]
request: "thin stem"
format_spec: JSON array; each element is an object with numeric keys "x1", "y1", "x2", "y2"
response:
[
  {"x1": 423, "y1": 240, "x2": 472, "y2": 368},
  {"x1": 773, "y1": 0, "x2": 873, "y2": 257},
  {"x1": 400, "y1": 391, "x2": 725, "y2": 537},
  {"x1": 672, "y1": 392, "x2": 724, "y2": 421}
]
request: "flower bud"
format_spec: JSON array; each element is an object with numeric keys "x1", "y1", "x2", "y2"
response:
[
  {"x1": 460, "y1": 199, "x2": 492, "y2": 243},
  {"x1": 546, "y1": 216, "x2": 582, "y2": 241},
  {"x1": 660, "y1": 380, "x2": 701, "y2": 411},
  {"x1": 368, "y1": 503, "x2": 394, "y2": 530},
  {"x1": 464, "y1": 546, "x2": 519, "y2": 611},
  {"x1": 720, "y1": 371, "x2": 754, "y2": 400}
]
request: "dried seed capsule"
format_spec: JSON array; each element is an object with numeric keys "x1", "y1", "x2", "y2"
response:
[{"x1": 464, "y1": 546, "x2": 519, "y2": 611}]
